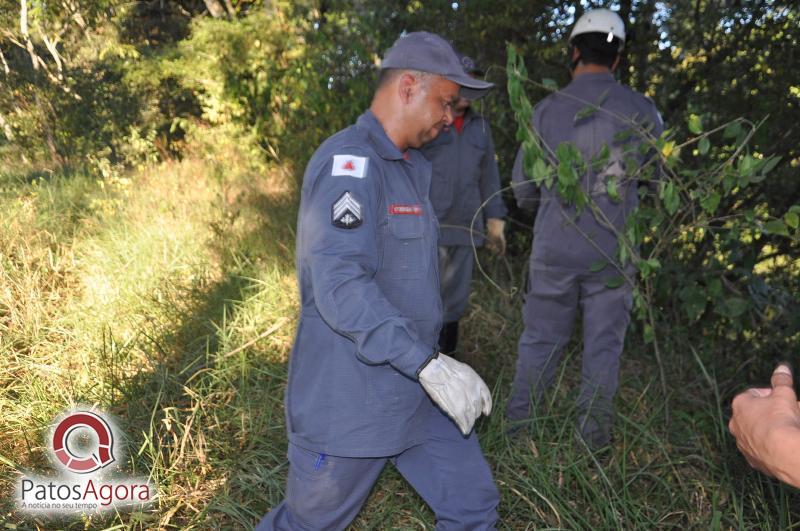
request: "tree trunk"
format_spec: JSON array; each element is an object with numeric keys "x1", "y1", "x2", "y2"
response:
[{"x1": 203, "y1": 0, "x2": 227, "y2": 18}]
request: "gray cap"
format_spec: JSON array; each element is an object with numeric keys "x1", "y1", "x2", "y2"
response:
[{"x1": 381, "y1": 32, "x2": 493, "y2": 100}]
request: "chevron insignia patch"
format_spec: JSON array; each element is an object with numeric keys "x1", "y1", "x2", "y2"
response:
[{"x1": 331, "y1": 191, "x2": 363, "y2": 229}]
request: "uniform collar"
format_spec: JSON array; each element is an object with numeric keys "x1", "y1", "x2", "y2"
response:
[
  {"x1": 572, "y1": 72, "x2": 616, "y2": 84},
  {"x1": 356, "y1": 110, "x2": 405, "y2": 161}
]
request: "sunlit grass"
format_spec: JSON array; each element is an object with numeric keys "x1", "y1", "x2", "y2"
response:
[{"x1": 1, "y1": 145, "x2": 799, "y2": 529}]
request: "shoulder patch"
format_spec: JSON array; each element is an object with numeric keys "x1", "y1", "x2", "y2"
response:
[
  {"x1": 332, "y1": 191, "x2": 363, "y2": 229},
  {"x1": 332, "y1": 154, "x2": 368, "y2": 178}
]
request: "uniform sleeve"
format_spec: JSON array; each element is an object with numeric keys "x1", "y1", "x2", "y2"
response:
[
  {"x1": 478, "y1": 123, "x2": 508, "y2": 220},
  {"x1": 511, "y1": 144, "x2": 540, "y2": 212},
  {"x1": 303, "y1": 153, "x2": 435, "y2": 379}
]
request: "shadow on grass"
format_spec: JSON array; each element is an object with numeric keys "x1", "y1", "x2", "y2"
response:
[{"x1": 79, "y1": 177, "x2": 300, "y2": 529}]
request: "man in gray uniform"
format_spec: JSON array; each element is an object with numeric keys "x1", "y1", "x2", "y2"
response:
[
  {"x1": 506, "y1": 9, "x2": 663, "y2": 450},
  {"x1": 421, "y1": 55, "x2": 507, "y2": 354},
  {"x1": 257, "y1": 32, "x2": 499, "y2": 530}
]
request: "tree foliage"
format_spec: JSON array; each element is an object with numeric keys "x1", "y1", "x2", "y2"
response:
[{"x1": 0, "y1": 0, "x2": 796, "y2": 359}]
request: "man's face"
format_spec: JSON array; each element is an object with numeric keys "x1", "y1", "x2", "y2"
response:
[
  {"x1": 407, "y1": 75, "x2": 460, "y2": 148},
  {"x1": 453, "y1": 96, "x2": 471, "y2": 118}
]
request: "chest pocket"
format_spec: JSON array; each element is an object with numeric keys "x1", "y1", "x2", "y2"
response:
[{"x1": 384, "y1": 213, "x2": 427, "y2": 280}]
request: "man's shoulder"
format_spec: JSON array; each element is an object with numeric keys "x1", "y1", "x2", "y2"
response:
[
  {"x1": 315, "y1": 124, "x2": 375, "y2": 160},
  {"x1": 615, "y1": 83, "x2": 659, "y2": 112},
  {"x1": 303, "y1": 125, "x2": 381, "y2": 191},
  {"x1": 533, "y1": 91, "x2": 560, "y2": 117}
]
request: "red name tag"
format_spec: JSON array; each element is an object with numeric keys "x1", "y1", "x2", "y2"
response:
[{"x1": 389, "y1": 204, "x2": 423, "y2": 216}]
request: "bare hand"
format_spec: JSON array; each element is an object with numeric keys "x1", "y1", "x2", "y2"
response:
[
  {"x1": 729, "y1": 364, "x2": 800, "y2": 485},
  {"x1": 485, "y1": 218, "x2": 506, "y2": 256}
]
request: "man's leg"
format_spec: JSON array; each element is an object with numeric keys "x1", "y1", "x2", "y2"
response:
[
  {"x1": 575, "y1": 276, "x2": 633, "y2": 449},
  {"x1": 437, "y1": 245, "x2": 474, "y2": 354},
  {"x1": 256, "y1": 443, "x2": 386, "y2": 531},
  {"x1": 394, "y1": 407, "x2": 499, "y2": 530},
  {"x1": 506, "y1": 266, "x2": 579, "y2": 421}
]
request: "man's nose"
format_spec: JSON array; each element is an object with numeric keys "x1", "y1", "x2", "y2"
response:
[{"x1": 443, "y1": 105, "x2": 454, "y2": 125}]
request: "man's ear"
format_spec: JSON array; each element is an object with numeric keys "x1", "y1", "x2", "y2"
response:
[
  {"x1": 571, "y1": 46, "x2": 581, "y2": 64},
  {"x1": 611, "y1": 55, "x2": 620, "y2": 72},
  {"x1": 397, "y1": 72, "x2": 418, "y2": 104}
]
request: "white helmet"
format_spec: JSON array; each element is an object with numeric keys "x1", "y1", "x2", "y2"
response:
[{"x1": 569, "y1": 8, "x2": 626, "y2": 51}]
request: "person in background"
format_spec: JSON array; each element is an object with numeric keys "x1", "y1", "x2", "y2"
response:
[
  {"x1": 256, "y1": 32, "x2": 499, "y2": 530},
  {"x1": 506, "y1": 8, "x2": 663, "y2": 450},
  {"x1": 420, "y1": 54, "x2": 507, "y2": 355},
  {"x1": 729, "y1": 363, "x2": 800, "y2": 488}
]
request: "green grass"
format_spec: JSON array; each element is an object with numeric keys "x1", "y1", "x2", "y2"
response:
[{"x1": 1, "y1": 138, "x2": 799, "y2": 530}]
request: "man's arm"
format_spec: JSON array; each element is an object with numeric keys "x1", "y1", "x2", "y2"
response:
[
  {"x1": 303, "y1": 152, "x2": 435, "y2": 379},
  {"x1": 729, "y1": 364, "x2": 800, "y2": 488}
]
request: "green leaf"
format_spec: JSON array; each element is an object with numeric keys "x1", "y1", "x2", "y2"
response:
[
  {"x1": 688, "y1": 114, "x2": 703, "y2": 135},
  {"x1": 542, "y1": 78, "x2": 558, "y2": 90},
  {"x1": 698, "y1": 137, "x2": 710, "y2": 155},
  {"x1": 606, "y1": 177, "x2": 620, "y2": 202},
  {"x1": 708, "y1": 278, "x2": 722, "y2": 298},
  {"x1": 592, "y1": 144, "x2": 610, "y2": 172},
  {"x1": 556, "y1": 142, "x2": 574, "y2": 164},
  {"x1": 660, "y1": 181, "x2": 680, "y2": 215},
  {"x1": 723, "y1": 121, "x2": 742, "y2": 139},
  {"x1": 637, "y1": 258, "x2": 661, "y2": 279},
  {"x1": 618, "y1": 238, "x2": 630, "y2": 265},
  {"x1": 574, "y1": 105, "x2": 597, "y2": 122},
  {"x1": 614, "y1": 128, "x2": 634, "y2": 143},
  {"x1": 738, "y1": 154, "x2": 755, "y2": 177},
  {"x1": 558, "y1": 162, "x2": 577, "y2": 185},
  {"x1": 722, "y1": 173, "x2": 735, "y2": 195},
  {"x1": 762, "y1": 155, "x2": 781, "y2": 175},
  {"x1": 718, "y1": 297, "x2": 749, "y2": 318},
  {"x1": 764, "y1": 219, "x2": 789, "y2": 236},
  {"x1": 589, "y1": 260, "x2": 608, "y2": 273},
  {"x1": 643, "y1": 323, "x2": 654, "y2": 344},
  {"x1": 605, "y1": 276, "x2": 625, "y2": 289},
  {"x1": 786, "y1": 212, "x2": 800, "y2": 230},
  {"x1": 700, "y1": 191, "x2": 721, "y2": 214},
  {"x1": 532, "y1": 158, "x2": 549, "y2": 186},
  {"x1": 679, "y1": 285, "x2": 707, "y2": 321}
]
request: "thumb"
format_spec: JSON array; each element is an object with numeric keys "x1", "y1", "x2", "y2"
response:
[
  {"x1": 771, "y1": 363, "x2": 797, "y2": 400},
  {"x1": 771, "y1": 363, "x2": 794, "y2": 389}
]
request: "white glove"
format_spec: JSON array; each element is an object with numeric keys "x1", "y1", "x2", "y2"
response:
[{"x1": 418, "y1": 353, "x2": 493, "y2": 435}]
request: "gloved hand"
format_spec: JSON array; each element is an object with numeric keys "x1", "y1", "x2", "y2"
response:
[
  {"x1": 418, "y1": 353, "x2": 493, "y2": 435},
  {"x1": 486, "y1": 218, "x2": 506, "y2": 256}
]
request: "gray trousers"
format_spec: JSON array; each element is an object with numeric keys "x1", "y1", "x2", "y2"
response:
[
  {"x1": 506, "y1": 266, "x2": 633, "y2": 447},
  {"x1": 257, "y1": 408, "x2": 499, "y2": 530},
  {"x1": 438, "y1": 245, "x2": 474, "y2": 323}
]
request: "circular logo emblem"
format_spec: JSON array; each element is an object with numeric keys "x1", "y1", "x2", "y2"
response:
[{"x1": 52, "y1": 412, "x2": 115, "y2": 473}]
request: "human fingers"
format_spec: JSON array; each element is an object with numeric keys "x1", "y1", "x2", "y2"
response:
[
  {"x1": 771, "y1": 363, "x2": 793, "y2": 389},
  {"x1": 748, "y1": 387, "x2": 773, "y2": 398}
]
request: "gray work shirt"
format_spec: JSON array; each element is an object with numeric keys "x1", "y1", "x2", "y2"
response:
[
  {"x1": 421, "y1": 109, "x2": 507, "y2": 247},
  {"x1": 512, "y1": 72, "x2": 663, "y2": 273},
  {"x1": 287, "y1": 110, "x2": 442, "y2": 458}
]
